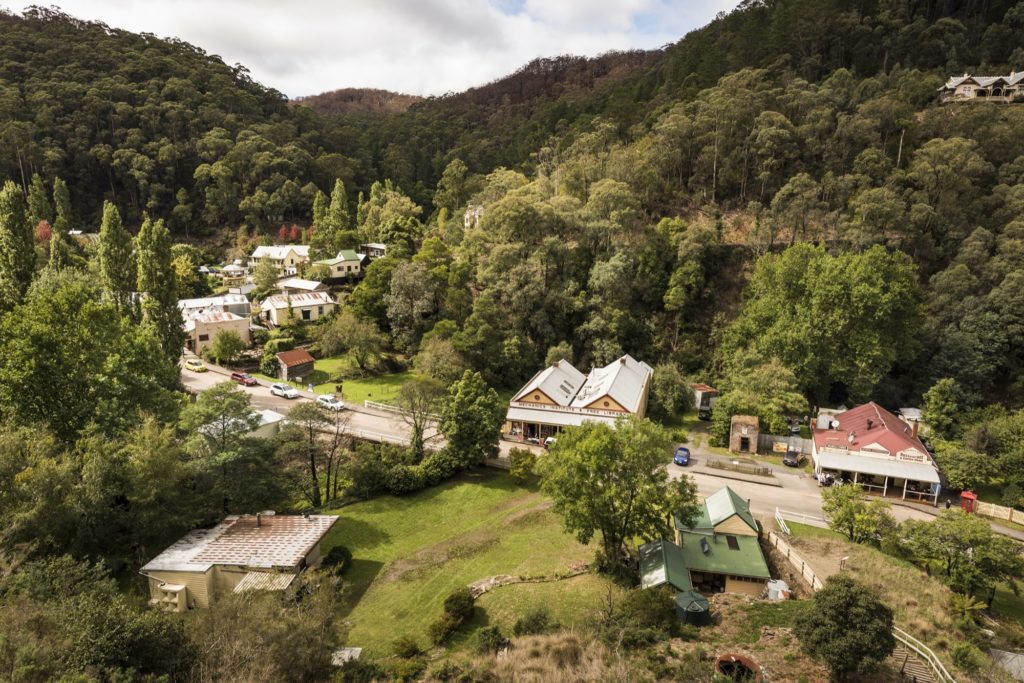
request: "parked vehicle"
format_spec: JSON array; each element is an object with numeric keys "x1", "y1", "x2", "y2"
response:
[
  {"x1": 316, "y1": 394, "x2": 345, "y2": 411},
  {"x1": 543, "y1": 437, "x2": 557, "y2": 449},
  {"x1": 783, "y1": 447, "x2": 803, "y2": 467},
  {"x1": 673, "y1": 446, "x2": 691, "y2": 466},
  {"x1": 788, "y1": 420, "x2": 802, "y2": 436},
  {"x1": 230, "y1": 371, "x2": 258, "y2": 386},
  {"x1": 270, "y1": 383, "x2": 299, "y2": 399},
  {"x1": 698, "y1": 406, "x2": 712, "y2": 421},
  {"x1": 816, "y1": 472, "x2": 835, "y2": 487},
  {"x1": 184, "y1": 358, "x2": 207, "y2": 373}
]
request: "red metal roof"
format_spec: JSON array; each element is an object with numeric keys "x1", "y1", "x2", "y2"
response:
[
  {"x1": 813, "y1": 402, "x2": 928, "y2": 456},
  {"x1": 275, "y1": 349, "x2": 315, "y2": 367}
]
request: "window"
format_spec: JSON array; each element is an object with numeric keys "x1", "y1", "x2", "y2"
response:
[
  {"x1": 198, "y1": 334, "x2": 209, "y2": 342},
  {"x1": 317, "y1": 306, "x2": 323, "y2": 315},
  {"x1": 534, "y1": 394, "x2": 540, "y2": 400},
  {"x1": 603, "y1": 401, "x2": 610, "y2": 407},
  {"x1": 726, "y1": 535, "x2": 739, "y2": 551},
  {"x1": 301, "y1": 309, "x2": 311, "y2": 321}
]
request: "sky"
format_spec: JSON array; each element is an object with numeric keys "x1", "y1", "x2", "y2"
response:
[{"x1": 37, "y1": 0, "x2": 739, "y2": 98}]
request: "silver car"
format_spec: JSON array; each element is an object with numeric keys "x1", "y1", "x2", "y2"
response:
[
  {"x1": 270, "y1": 383, "x2": 299, "y2": 399},
  {"x1": 316, "y1": 394, "x2": 345, "y2": 411}
]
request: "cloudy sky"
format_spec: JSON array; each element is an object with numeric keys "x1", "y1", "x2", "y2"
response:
[{"x1": 39, "y1": 0, "x2": 738, "y2": 98}]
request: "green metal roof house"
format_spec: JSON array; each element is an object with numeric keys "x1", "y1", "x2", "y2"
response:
[{"x1": 641, "y1": 485, "x2": 771, "y2": 599}]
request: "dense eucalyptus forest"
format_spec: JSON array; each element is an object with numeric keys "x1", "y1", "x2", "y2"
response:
[{"x1": 2, "y1": 0, "x2": 1024, "y2": 679}]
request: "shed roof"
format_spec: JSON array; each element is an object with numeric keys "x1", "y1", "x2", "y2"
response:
[
  {"x1": 639, "y1": 539, "x2": 693, "y2": 591},
  {"x1": 277, "y1": 277, "x2": 326, "y2": 291},
  {"x1": 276, "y1": 349, "x2": 316, "y2": 367},
  {"x1": 814, "y1": 450, "x2": 940, "y2": 483},
  {"x1": 232, "y1": 571, "x2": 296, "y2": 593},
  {"x1": 141, "y1": 514, "x2": 338, "y2": 573}
]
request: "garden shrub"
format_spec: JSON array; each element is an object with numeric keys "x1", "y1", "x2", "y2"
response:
[
  {"x1": 384, "y1": 464, "x2": 427, "y2": 495},
  {"x1": 264, "y1": 337, "x2": 295, "y2": 355},
  {"x1": 474, "y1": 625, "x2": 508, "y2": 654},
  {"x1": 320, "y1": 546, "x2": 352, "y2": 575},
  {"x1": 428, "y1": 613, "x2": 461, "y2": 645},
  {"x1": 951, "y1": 642, "x2": 985, "y2": 671},
  {"x1": 443, "y1": 587, "x2": 475, "y2": 623},
  {"x1": 379, "y1": 658, "x2": 425, "y2": 682},
  {"x1": 509, "y1": 448, "x2": 537, "y2": 483},
  {"x1": 391, "y1": 635, "x2": 423, "y2": 658},
  {"x1": 512, "y1": 607, "x2": 554, "y2": 636}
]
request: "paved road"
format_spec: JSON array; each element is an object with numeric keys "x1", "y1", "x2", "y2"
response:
[{"x1": 179, "y1": 361, "x2": 957, "y2": 529}]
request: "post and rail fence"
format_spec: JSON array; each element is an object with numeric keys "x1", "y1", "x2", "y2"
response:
[{"x1": 768, "y1": 529, "x2": 956, "y2": 682}]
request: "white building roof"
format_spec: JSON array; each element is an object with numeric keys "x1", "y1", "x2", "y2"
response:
[
  {"x1": 570, "y1": 354, "x2": 653, "y2": 413},
  {"x1": 221, "y1": 263, "x2": 246, "y2": 274},
  {"x1": 232, "y1": 571, "x2": 296, "y2": 593},
  {"x1": 178, "y1": 294, "x2": 250, "y2": 312},
  {"x1": 256, "y1": 409, "x2": 286, "y2": 427},
  {"x1": 260, "y1": 291, "x2": 335, "y2": 311},
  {"x1": 814, "y1": 450, "x2": 940, "y2": 484},
  {"x1": 512, "y1": 360, "x2": 587, "y2": 406},
  {"x1": 251, "y1": 245, "x2": 311, "y2": 260},
  {"x1": 277, "y1": 277, "x2": 325, "y2": 292},
  {"x1": 141, "y1": 514, "x2": 338, "y2": 573},
  {"x1": 183, "y1": 310, "x2": 245, "y2": 332}
]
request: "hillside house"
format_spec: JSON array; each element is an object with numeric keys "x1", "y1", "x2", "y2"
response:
[
  {"x1": 812, "y1": 402, "x2": 942, "y2": 504},
  {"x1": 359, "y1": 243, "x2": 387, "y2": 260},
  {"x1": 184, "y1": 311, "x2": 250, "y2": 354},
  {"x1": 141, "y1": 513, "x2": 338, "y2": 611},
  {"x1": 219, "y1": 263, "x2": 248, "y2": 288},
  {"x1": 505, "y1": 355, "x2": 653, "y2": 441},
  {"x1": 249, "y1": 245, "x2": 311, "y2": 276},
  {"x1": 178, "y1": 293, "x2": 251, "y2": 319},
  {"x1": 275, "y1": 349, "x2": 316, "y2": 382},
  {"x1": 313, "y1": 249, "x2": 363, "y2": 281},
  {"x1": 642, "y1": 486, "x2": 771, "y2": 598},
  {"x1": 259, "y1": 291, "x2": 336, "y2": 327},
  {"x1": 939, "y1": 72, "x2": 1024, "y2": 102}
]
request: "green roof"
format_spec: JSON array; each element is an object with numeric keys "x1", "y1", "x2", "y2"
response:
[
  {"x1": 675, "y1": 485, "x2": 758, "y2": 534},
  {"x1": 337, "y1": 249, "x2": 360, "y2": 261},
  {"x1": 639, "y1": 539, "x2": 693, "y2": 592},
  {"x1": 677, "y1": 531, "x2": 771, "y2": 580}
]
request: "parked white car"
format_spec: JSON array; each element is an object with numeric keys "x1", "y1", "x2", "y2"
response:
[
  {"x1": 270, "y1": 383, "x2": 299, "y2": 399},
  {"x1": 316, "y1": 394, "x2": 345, "y2": 412}
]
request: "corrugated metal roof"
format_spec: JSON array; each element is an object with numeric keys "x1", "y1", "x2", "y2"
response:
[
  {"x1": 639, "y1": 539, "x2": 693, "y2": 591},
  {"x1": 570, "y1": 354, "x2": 653, "y2": 413},
  {"x1": 141, "y1": 514, "x2": 338, "y2": 573},
  {"x1": 260, "y1": 291, "x2": 335, "y2": 311},
  {"x1": 512, "y1": 361, "x2": 586, "y2": 406},
  {"x1": 277, "y1": 278, "x2": 325, "y2": 291},
  {"x1": 814, "y1": 450, "x2": 940, "y2": 483},
  {"x1": 232, "y1": 571, "x2": 296, "y2": 593},
  {"x1": 251, "y1": 245, "x2": 310, "y2": 260},
  {"x1": 677, "y1": 531, "x2": 771, "y2": 579}
]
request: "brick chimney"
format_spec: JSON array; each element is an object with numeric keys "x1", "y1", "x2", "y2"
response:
[
  {"x1": 256, "y1": 512, "x2": 262, "y2": 527},
  {"x1": 912, "y1": 421, "x2": 919, "y2": 438}
]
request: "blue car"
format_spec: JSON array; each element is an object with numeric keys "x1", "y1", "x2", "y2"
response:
[{"x1": 673, "y1": 447, "x2": 691, "y2": 466}]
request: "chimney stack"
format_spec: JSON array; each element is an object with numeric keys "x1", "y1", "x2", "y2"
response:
[
  {"x1": 912, "y1": 421, "x2": 919, "y2": 438},
  {"x1": 256, "y1": 512, "x2": 262, "y2": 527},
  {"x1": 867, "y1": 419, "x2": 874, "y2": 430}
]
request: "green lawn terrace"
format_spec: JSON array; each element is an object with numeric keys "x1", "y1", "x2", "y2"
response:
[
  {"x1": 319, "y1": 471, "x2": 604, "y2": 656},
  {"x1": 255, "y1": 353, "x2": 414, "y2": 405}
]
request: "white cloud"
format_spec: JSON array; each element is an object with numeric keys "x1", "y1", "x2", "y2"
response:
[{"x1": 36, "y1": 0, "x2": 738, "y2": 97}]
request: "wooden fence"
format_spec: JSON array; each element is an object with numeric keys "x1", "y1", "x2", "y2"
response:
[
  {"x1": 766, "y1": 530, "x2": 824, "y2": 591},
  {"x1": 974, "y1": 500, "x2": 1024, "y2": 526},
  {"x1": 768, "y1": 530, "x2": 957, "y2": 682}
]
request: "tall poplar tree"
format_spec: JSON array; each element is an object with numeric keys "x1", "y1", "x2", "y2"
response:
[
  {"x1": 27, "y1": 173, "x2": 53, "y2": 226},
  {"x1": 310, "y1": 180, "x2": 350, "y2": 259},
  {"x1": 49, "y1": 177, "x2": 74, "y2": 271},
  {"x1": 98, "y1": 201, "x2": 137, "y2": 318},
  {"x1": 0, "y1": 180, "x2": 36, "y2": 309},
  {"x1": 137, "y1": 216, "x2": 183, "y2": 360}
]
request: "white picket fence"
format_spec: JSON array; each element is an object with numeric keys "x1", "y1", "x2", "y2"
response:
[{"x1": 775, "y1": 507, "x2": 829, "y2": 530}]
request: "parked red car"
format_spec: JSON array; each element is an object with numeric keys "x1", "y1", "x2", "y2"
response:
[{"x1": 230, "y1": 371, "x2": 258, "y2": 387}]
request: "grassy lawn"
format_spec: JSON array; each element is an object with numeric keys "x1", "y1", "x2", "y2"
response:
[
  {"x1": 255, "y1": 353, "x2": 416, "y2": 405},
  {"x1": 320, "y1": 471, "x2": 595, "y2": 656},
  {"x1": 787, "y1": 522, "x2": 843, "y2": 541}
]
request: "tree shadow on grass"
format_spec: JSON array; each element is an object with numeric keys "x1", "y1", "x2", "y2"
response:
[
  {"x1": 336, "y1": 558, "x2": 385, "y2": 620},
  {"x1": 329, "y1": 516, "x2": 391, "y2": 551}
]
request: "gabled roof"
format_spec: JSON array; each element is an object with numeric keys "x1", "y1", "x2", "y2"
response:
[
  {"x1": 260, "y1": 291, "x2": 335, "y2": 311},
  {"x1": 570, "y1": 354, "x2": 653, "y2": 412},
  {"x1": 251, "y1": 245, "x2": 310, "y2": 260},
  {"x1": 314, "y1": 248, "x2": 362, "y2": 266},
  {"x1": 812, "y1": 402, "x2": 930, "y2": 458},
  {"x1": 141, "y1": 514, "x2": 338, "y2": 573},
  {"x1": 676, "y1": 486, "x2": 757, "y2": 534},
  {"x1": 179, "y1": 294, "x2": 249, "y2": 311},
  {"x1": 183, "y1": 310, "x2": 245, "y2": 332},
  {"x1": 639, "y1": 539, "x2": 693, "y2": 592},
  {"x1": 512, "y1": 359, "x2": 587, "y2": 406}
]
